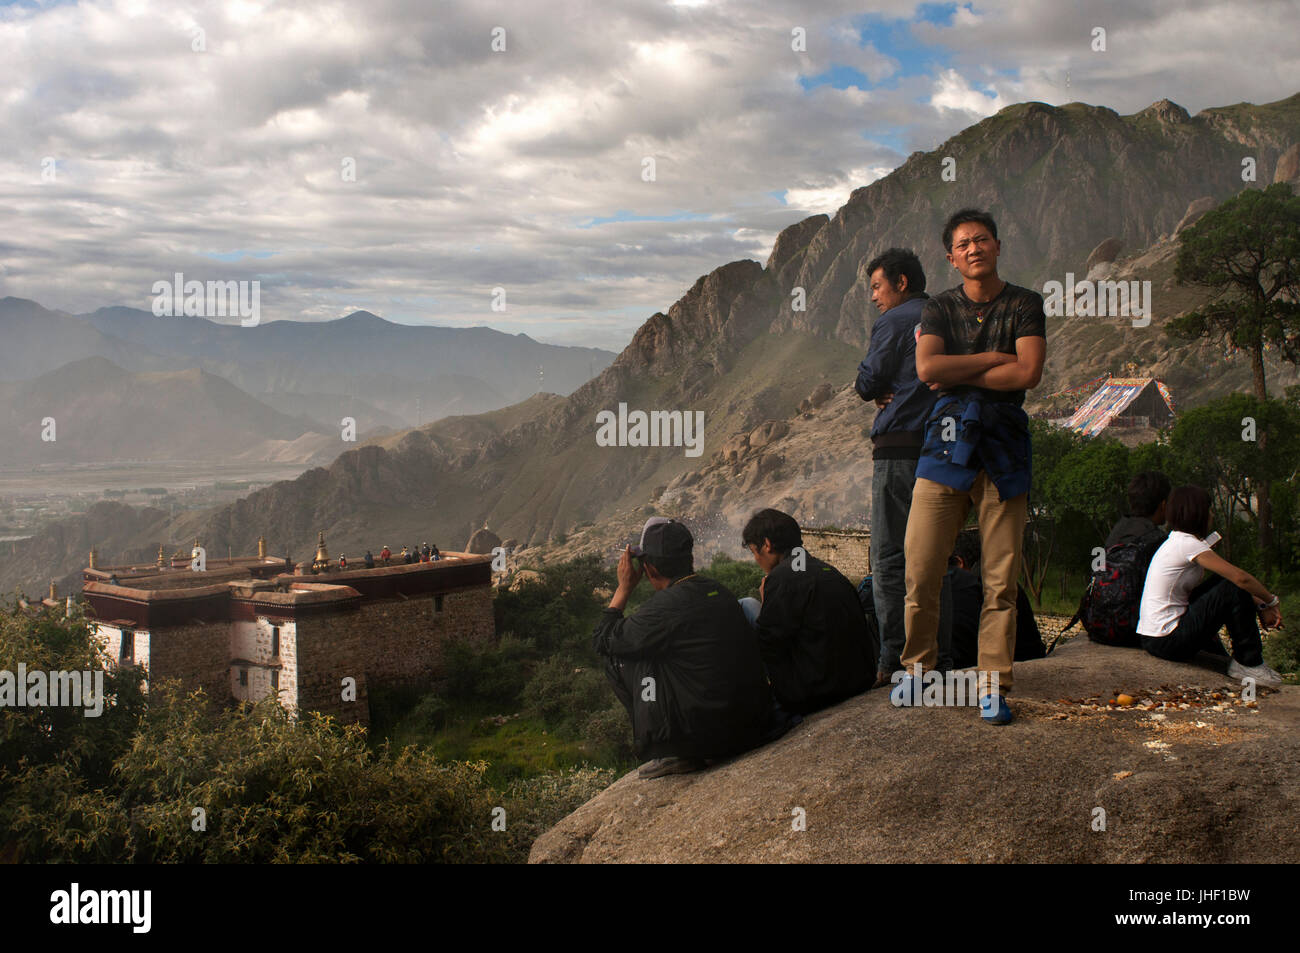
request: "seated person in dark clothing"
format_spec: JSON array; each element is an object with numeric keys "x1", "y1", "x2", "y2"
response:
[
  {"x1": 592, "y1": 517, "x2": 785, "y2": 779},
  {"x1": 1106, "y1": 471, "x2": 1170, "y2": 550},
  {"x1": 739, "y1": 508, "x2": 877, "y2": 714},
  {"x1": 944, "y1": 531, "x2": 1045, "y2": 669}
]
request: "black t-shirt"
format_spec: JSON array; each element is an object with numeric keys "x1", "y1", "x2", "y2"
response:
[{"x1": 919, "y1": 282, "x2": 1047, "y2": 406}]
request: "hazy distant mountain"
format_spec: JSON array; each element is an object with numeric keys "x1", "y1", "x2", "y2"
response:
[
  {"x1": 0, "y1": 301, "x2": 615, "y2": 428},
  {"x1": 249, "y1": 391, "x2": 407, "y2": 434},
  {"x1": 0, "y1": 356, "x2": 349, "y2": 467},
  {"x1": 4, "y1": 92, "x2": 1299, "y2": 596},
  {"x1": 0, "y1": 298, "x2": 167, "y2": 379}
]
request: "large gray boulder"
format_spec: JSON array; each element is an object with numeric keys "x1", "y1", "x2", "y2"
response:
[{"x1": 530, "y1": 638, "x2": 1298, "y2": 863}]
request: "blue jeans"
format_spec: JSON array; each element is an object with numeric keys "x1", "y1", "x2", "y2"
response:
[{"x1": 872, "y1": 457, "x2": 952, "y2": 673}]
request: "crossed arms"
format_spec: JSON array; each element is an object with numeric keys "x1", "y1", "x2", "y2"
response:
[{"x1": 915, "y1": 334, "x2": 1046, "y2": 392}]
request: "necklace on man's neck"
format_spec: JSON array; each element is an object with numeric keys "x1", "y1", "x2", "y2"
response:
[{"x1": 964, "y1": 279, "x2": 1005, "y2": 323}]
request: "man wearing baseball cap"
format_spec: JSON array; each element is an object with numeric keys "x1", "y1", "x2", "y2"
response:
[{"x1": 592, "y1": 517, "x2": 784, "y2": 779}]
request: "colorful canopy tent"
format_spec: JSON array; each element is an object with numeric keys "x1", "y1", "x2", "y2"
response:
[{"x1": 1065, "y1": 377, "x2": 1176, "y2": 437}]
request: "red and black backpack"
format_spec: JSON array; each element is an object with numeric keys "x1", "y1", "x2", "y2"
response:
[{"x1": 1061, "y1": 537, "x2": 1164, "y2": 648}]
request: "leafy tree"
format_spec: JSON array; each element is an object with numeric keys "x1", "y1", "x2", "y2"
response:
[
  {"x1": 1169, "y1": 183, "x2": 1300, "y2": 398},
  {"x1": 1022, "y1": 420, "x2": 1082, "y2": 604},
  {"x1": 1166, "y1": 393, "x2": 1300, "y2": 569},
  {"x1": 1045, "y1": 437, "x2": 1131, "y2": 542},
  {"x1": 1169, "y1": 184, "x2": 1300, "y2": 561},
  {"x1": 0, "y1": 602, "x2": 148, "y2": 806}
]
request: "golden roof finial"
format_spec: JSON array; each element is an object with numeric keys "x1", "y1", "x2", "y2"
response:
[
  {"x1": 88, "y1": 546, "x2": 98, "y2": 570},
  {"x1": 313, "y1": 531, "x2": 330, "y2": 571},
  {"x1": 157, "y1": 544, "x2": 166, "y2": 569}
]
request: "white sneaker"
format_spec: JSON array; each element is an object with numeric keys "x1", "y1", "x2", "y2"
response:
[{"x1": 1228, "y1": 659, "x2": 1285, "y2": 688}]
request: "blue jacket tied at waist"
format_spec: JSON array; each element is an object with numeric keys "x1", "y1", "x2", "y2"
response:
[{"x1": 915, "y1": 391, "x2": 1032, "y2": 501}]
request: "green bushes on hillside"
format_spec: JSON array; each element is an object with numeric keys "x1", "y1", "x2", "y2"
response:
[{"x1": 0, "y1": 602, "x2": 612, "y2": 863}]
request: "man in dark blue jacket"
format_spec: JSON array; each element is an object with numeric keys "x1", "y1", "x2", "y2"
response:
[{"x1": 855, "y1": 248, "x2": 939, "y2": 686}]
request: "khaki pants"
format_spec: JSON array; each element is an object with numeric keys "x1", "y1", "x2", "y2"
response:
[{"x1": 902, "y1": 473, "x2": 1027, "y2": 694}]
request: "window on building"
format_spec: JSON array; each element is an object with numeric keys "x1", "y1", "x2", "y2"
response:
[
  {"x1": 434, "y1": 595, "x2": 444, "y2": 614},
  {"x1": 118, "y1": 630, "x2": 134, "y2": 666},
  {"x1": 271, "y1": 670, "x2": 280, "y2": 691},
  {"x1": 270, "y1": 625, "x2": 280, "y2": 658},
  {"x1": 239, "y1": 668, "x2": 248, "y2": 687}
]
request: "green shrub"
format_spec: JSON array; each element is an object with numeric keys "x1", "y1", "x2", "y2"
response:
[
  {"x1": 441, "y1": 634, "x2": 534, "y2": 705},
  {"x1": 0, "y1": 601, "x2": 148, "y2": 802},
  {"x1": 1264, "y1": 592, "x2": 1300, "y2": 678},
  {"x1": 703, "y1": 552, "x2": 764, "y2": 600},
  {"x1": 581, "y1": 704, "x2": 634, "y2": 761},
  {"x1": 5, "y1": 680, "x2": 518, "y2": 863},
  {"x1": 501, "y1": 765, "x2": 619, "y2": 850},
  {"x1": 0, "y1": 604, "x2": 617, "y2": 863},
  {"x1": 403, "y1": 692, "x2": 451, "y2": 733},
  {"x1": 520, "y1": 656, "x2": 609, "y2": 731}
]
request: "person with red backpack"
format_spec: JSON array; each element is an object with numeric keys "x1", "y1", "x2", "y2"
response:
[
  {"x1": 1137, "y1": 485, "x2": 1284, "y2": 687},
  {"x1": 1106, "y1": 471, "x2": 1170, "y2": 552},
  {"x1": 1069, "y1": 472, "x2": 1171, "y2": 647}
]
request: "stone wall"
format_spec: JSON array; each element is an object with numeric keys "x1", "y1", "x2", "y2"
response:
[
  {"x1": 801, "y1": 528, "x2": 871, "y2": 584},
  {"x1": 293, "y1": 609, "x2": 370, "y2": 727},
  {"x1": 362, "y1": 586, "x2": 496, "y2": 685},
  {"x1": 148, "y1": 619, "x2": 232, "y2": 704},
  {"x1": 290, "y1": 585, "x2": 496, "y2": 726}
]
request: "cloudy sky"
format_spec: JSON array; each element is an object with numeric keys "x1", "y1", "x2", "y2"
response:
[{"x1": 1, "y1": 0, "x2": 1296, "y2": 351}]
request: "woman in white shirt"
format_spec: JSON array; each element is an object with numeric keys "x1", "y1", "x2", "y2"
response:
[{"x1": 1137, "y1": 486, "x2": 1284, "y2": 687}]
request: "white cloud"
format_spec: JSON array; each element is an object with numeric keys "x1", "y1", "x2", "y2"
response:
[
  {"x1": 0, "y1": 0, "x2": 1291, "y2": 353},
  {"x1": 929, "y1": 68, "x2": 1007, "y2": 116}
]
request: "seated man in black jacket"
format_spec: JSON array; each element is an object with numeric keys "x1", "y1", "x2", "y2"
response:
[
  {"x1": 740, "y1": 509, "x2": 877, "y2": 714},
  {"x1": 592, "y1": 517, "x2": 779, "y2": 779}
]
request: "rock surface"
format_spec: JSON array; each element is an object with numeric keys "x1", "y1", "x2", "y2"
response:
[
  {"x1": 1174, "y1": 196, "x2": 1216, "y2": 235},
  {"x1": 466, "y1": 527, "x2": 502, "y2": 554},
  {"x1": 1085, "y1": 237, "x2": 1124, "y2": 271},
  {"x1": 1274, "y1": 143, "x2": 1300, "y2": 185},
  {"x1": 529, "y1": 638, "x2": 1299, "y2": 863}
]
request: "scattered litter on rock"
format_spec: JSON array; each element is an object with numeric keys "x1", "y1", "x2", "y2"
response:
[{"x1": 1056, "y1": 683, "x2": 1274, "y2": 713}]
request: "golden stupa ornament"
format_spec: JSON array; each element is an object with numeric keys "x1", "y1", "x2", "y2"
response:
[{"x1": 312, "y1": 532, "x2": 331, "y2": 572}]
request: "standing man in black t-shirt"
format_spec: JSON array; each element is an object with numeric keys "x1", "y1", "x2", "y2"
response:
[{"x1": 895, "y1": 209, "x2": 1046, "y2": 725}]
